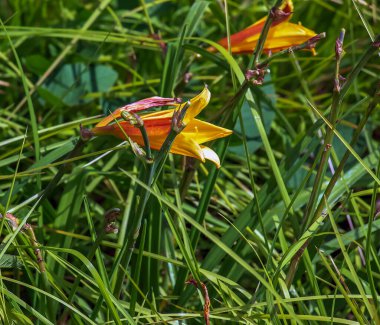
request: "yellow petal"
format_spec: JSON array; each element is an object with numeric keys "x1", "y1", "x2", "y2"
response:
[
  {"x1": 131, "y1": 133, "x2": 206, "y2": 162},
  {"x1": 183, "y1": 86, "x2": 211, "y2": 124},
  {"x1": 170, "y1": 134, "x2": 206, "y2": 161},
  {"x1": 182, "y1": 119, "x2": 233, "y2": 144},
  {"x1": 141, "y1": 87, "x2": 211, "y2": 125},
  {"x1": 201, "y1": 146, "x2": 221, "y2": 168},
  {"x1": 232, "y1": 22, "x2": 316, "y2": 54},
  {"x1": 214, "y1": 0, "x2": 294, "y2": 53}
]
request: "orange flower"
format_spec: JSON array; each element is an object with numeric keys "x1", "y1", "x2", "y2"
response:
[
  {"x1": 92, "y1": 87, "x2": 232, "y2": 168},
  {"x1": 213, "y1": 0, "x2": 317, "y2": 54}
]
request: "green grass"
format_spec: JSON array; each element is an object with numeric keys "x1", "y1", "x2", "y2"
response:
[{"x1": 0, "y1": 0, "x2": 380, "y2": 324}]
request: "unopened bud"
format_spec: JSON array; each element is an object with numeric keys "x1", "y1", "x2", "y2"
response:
[
  {"x1": 172, "y1": 101, "x2": 191, "y2": 133},
  {"x1": 184, "y1": 72, "x2": 193, "y2": 84},
  {"x1": 335, "y1": 29, "x2": 345, "y2": 60},
  {"x1": 80, "y1": 125, "x2": 94, "y2": 141},
  {"x1": 0, "y1": 213, "x2": 19, "y2": 230},
  {"x1": 270, "y1": 7, "x2": 292, "y2": 23},
  {"x1": 104, "y1": 208, "x2": 120, "y2": 223},
  {"x1": 245, "y1": 67, "x2": 267, "y2": 86},
  {"x1": 105, "y1": 223, "x2": 119, "y2": 234},
  {"x1": 121, "y1": 110, "x2": 144, "y2": 127},
  {"x1": 130, "y1": 140, "x2": 146, "y2": 159}
]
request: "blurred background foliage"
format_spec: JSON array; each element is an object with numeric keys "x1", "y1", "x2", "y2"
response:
[{"x1": 0, "y1": 0, "x2": 379, "y2": 324}]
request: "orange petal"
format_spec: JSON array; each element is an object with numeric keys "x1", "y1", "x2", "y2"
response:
[
  {"x1": 214, "y1": 0, "x2": 294, "y2": 52},
  {"x1": 229, "y1": 22, "x2": 317, "y2": 54}
]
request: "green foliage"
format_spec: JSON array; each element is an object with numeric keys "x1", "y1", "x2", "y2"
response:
[{"x1": 0, "y1": 0, "x2": 379, "y2": 324}]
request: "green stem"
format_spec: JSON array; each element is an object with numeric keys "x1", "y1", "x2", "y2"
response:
[
  {"x1": 91, "y1": 106, "x2": 188, "y2": 318},
  {"x1": 286, "y1": 85, "x2": 379, "y2": 288},
  {"x1": 251, "y1": 0, "x2": 283, "y2": 68},
  {"x1": 286, "y1": 30, "x2": 346, "y2": 287}
]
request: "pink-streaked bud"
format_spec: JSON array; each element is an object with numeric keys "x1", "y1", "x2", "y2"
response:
[
  {"x1": 271, "y1": 7, "x2": 292, "y2": 23},
  {"x1": 96, "y1": 96, "x2": 183, "y2": 128},
  {"x1": 306, "y1": 32, "x2": 326, "y2": 50},
  {"x1": 105, "y1": 223, "x2": 119, "y2": 234},
  {"x1": 0, "y1": 213, "x2": 19, "y2": 230},
  {"x1": 335, "y1": 30, "x2": 345, "y2": 61},
  {"x1": 184, "y1": 72, "x2": 193, "y2": 84},
  {"x1": 245, "y1": 67, "x2": 267, "y2": 86},
  {"x1": 120, "y1": 97, "x2": 182, "y2": 113},
  {"x1": 130, "y1": 140, "x2": 146, "y2": 158}
]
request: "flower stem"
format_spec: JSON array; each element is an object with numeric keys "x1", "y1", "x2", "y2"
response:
[
  {"x1": 251, "y1": 0, "x2": 284, "y2": 68},
  {"x1": 286, "y1": 31, "x2": 380, "y2": 288},
  {"x1": 257, "y1": 32, "x2": 326, "y2": 68},
  {"x1": 286, "y1": 29, "x2": 346, "y2": 287},
  {"x1": 89, "y1": 103, "x2": 190, "y2": 316}
]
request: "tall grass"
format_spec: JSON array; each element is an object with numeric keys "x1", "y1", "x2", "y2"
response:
[{"x1": 0, "y1": 0, "x2": 379, "y2": 324}]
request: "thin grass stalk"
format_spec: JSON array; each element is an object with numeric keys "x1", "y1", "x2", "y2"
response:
[
  {"x1": 318, "y1": 250, "x2": 366, "y2": 324},
  {"x1": 175, "y1": 0, "x2": 287, "y2": 296},
  {"x1": 365, "y1": 147, "x2": 380, "y2": 313},
  {"x1": 129, "y1": 219, "x2": 147, "y2": 316},
  {"x1": 286, "y1": 84, "x2": 379, "y2": 287},
  {"x1": 107, "y1": 103, "x2": 190, "y2": 301},
  {"x1": 286, "y1": 29, "x2": 346, "y2": 287}
]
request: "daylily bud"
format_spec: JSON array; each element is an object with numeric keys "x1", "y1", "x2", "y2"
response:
[
  {"x1": 80, "y1": 125, "x2": 94, "y2": 141},
  {"x1": 104, "y1": 208, "x2": 120, "y2": 234},
  {"x1": 245, "y1": 67, "x2": 267, "y2": 85},
  {"x1": 121, "y1": 110, "x2": 144, "y2": 128},
  {"x1": 130, "y1": 140, "x2": 146, "y2": 159},
  {"x1": 0, "y1": 213, "x2": 19, "y2": 230},
  {"x1": 335, "y1": 39, "x2": 343, "y2": 61},
  {"x1": 172, "y1": 101, "x2": 191, "y2": 133},
  {"x1": 271, "y1": 6, "x2": 292, "y2": 23},
  {"x1": 104, "y1": 208, "x2": 121, "y2": 223},
  {"x1": 105, "y1": 223, "x2": 119, "y2": 234}
]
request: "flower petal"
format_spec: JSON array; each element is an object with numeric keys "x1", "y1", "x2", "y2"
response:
[
  {"x1": 141, "y1": 108, "x2": 174, "y2": 120},
  {"x1": 92, "y1": 119, "x2": 171, "y2": 139},
  {"x1": 182, "y1": 119, "x2": 233, "y2": 144},
  {"x1": 215, "y1": 0, "x2": 294, "y2": 52},
  {"x1": 183, "y1": 87, "x2": 211, "y2": 124},
  {"x1": 234, "y1": 22, "x2": 317, "y2": 54},
  {"x1": 201, "y1": 146, "x2": 221, "y2": 168},
  {"x1": 130, "y1": 133, "x2": 206, "y2": 162},
  {"x1": 137, "y1": 87, "x2": 211, "y2": 125},
  {"x1": 96, "y1": 97, "x2": 179, "y2": 127},
  {"x1": 169, "y1": 134, "x2": 206, "y2": 162}
]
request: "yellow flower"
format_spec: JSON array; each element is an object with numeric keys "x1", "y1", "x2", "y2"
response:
[
  {"x1": 213, "y1": 0, "x2": 318, "y2": 55},
  {"x1": 92, "y1": 87, "x2": 232, "y2": 168}
]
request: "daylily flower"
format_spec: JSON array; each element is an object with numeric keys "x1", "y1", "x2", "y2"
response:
[
  {"x1": 213, "y1": 0, "x2": 318, "y2": 55},
  {"x1": 91, "y1": 87, "x2": 232, "y2": 168}
]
